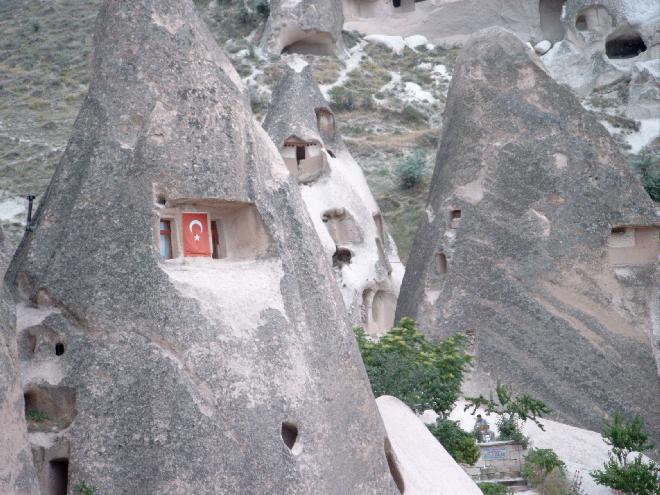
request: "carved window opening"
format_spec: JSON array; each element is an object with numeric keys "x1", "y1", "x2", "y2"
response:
[
  {"x1": 315, "y1": 107, "x2": 336, "y2": 141},
  {"x1": 282, "y1": 138, "x2": 327, "y2": 183},
  {"x1": 333, "y1": 247, "x2": 352, "y2": 267},
  {"x1": 24, "y1": 386, "x2": 76, "y2": 430},
  {"x1": 48, "y1": 458, "x2": 69, "y2": 495},
  {"x1": 449, "y1": 209, "x2": 461, "y2": 228},
  {"x1": 435, "y1": 252, "x2": 447, "y2": 275},
  {"x1": 607, "y1": 226, "x2": 658, "y2": 265},
  {"x1": 55, "y1": 343, "x2": 65, "y2": 356},
  {"x1": 322, "y1": 208, "x2": 363, "y2": 245},
  {"x1": 539, "y1": 0, "x2": 566, "y2": 42},
  {"x1": 606, "y1": 30, "x2": 647, "y2": 59},
  {"x1": 159, "y1": 219, "x2": 173, "y2": 260},
  {"x1": 363, "y1": 289, "x2": 396, "y2": 335},
  {"x1": 281, "y1": 31, "x2": 335, "y2": 56},
  {"x1": 157, "y1": 201, "x2": 270, "y2": 261}
]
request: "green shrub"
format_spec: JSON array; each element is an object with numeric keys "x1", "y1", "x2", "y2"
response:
[
  {"x1": 395, "y1": 150, "x2": 426, "y2": 189},
  {"x1": 591, "y1": 412, "x2": 660, "y2": 495},
  {"x1": 75, "y1": 482, "x2": 96, "y2": 495},
  {"x1": 399, "y1": 104, "x2": 427, "y2": 125},
  {"x1": 592, "y1": 455, "x2": 660, "y2": 495},
  {"x1": 524, "y1": 448, "x2": 565, "y2": 475},
  {"x1": 496, "y1": 416, "x2": 528, "y2": 448},
  {"x1": 522, "y1": 449, "x2": 586, "y2": 495},
  {"x1": 427, "y1": 419, "x2": 480, "y2": 465},
  {"x1": 478, "y1": 482, "x2": 512, "y2": 495},
  {"x1": 26, "y1": 410, "x2": 48, "y2": 422},
  {"x1": 354, "y1": 318, "x2": 471, "y2": 414},
  {"x1": 629, "y1": 152, "x2": 660, "y2": 201},
  {"x1": 328, "y1": 86, "x2": 374, "y2": 112}
]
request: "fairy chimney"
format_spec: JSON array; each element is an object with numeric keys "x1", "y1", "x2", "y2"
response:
[
  {"x1": 397, "y1": 28, "x2": 660, "y2": 450},
  {"x1": 6, "y1": 1, "x2": 403, "y2": 492},
  {"x1": 263, "y1": 62, "x2": 404, "y2": 334}
]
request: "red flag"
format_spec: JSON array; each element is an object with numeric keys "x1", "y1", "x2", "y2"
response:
[{"x1": 182, "y1": 212, "x2": 211, "y2": 257}]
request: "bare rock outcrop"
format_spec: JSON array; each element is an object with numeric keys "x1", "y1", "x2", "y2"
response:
[
  {"x1": 396, "y1": 28, "x2": 660, "y2": 450},
  {"x1": 260, "y1": 0, "x2": 345, "y2": 56},
  {"x1": 263, "y1": 62, "x2": 403, "y2": 334},
  {"x1": 344, "y1": 0, "x2": 542, "y2": 46},
  {"x1": 6, "y1": 1, "x2": 401, "y2": 493},
  {"x1": 541, "y1": 0, "x2": 660, "y2": 95},
  {"x1": 0, "y1": 226, "x2": 39, "y2": 495}
]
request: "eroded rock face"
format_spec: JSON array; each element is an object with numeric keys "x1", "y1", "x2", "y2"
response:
[
  {"x1": 260, "y1": 0, "x2": 345, "y2": 56},
  {"x1": 6, "y1": 1, "x2": 400, "y2": 493},
  {"x1": 0, "y1": 226, "x2": 39, "y2": 495},
  {"x1": 396, "y1": 28, "x2": 660, "y2": 451},
  {"x1": 344, "y1": 0, "x2": 542, "y2": 46},
  {"x1": 263, "y1": 63, "x2": 403, "y2": 333},
  {"x1": 542, "y1": 0, "x2": 660, "y2": 94}
]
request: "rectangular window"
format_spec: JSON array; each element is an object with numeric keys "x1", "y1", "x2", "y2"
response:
[
  {"x1": 296, "y1": 146, "x2": 306, "y2": 162},
  {"x1": 211, "y1": 220, "x2": 221, "y2": 259},
  {"x1": 160, "y1": 220, "x2": 173, "y2": 260}
]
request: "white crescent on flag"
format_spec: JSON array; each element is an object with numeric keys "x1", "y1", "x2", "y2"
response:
[{"x1": 189, "y1": 219, "x2": 204, "y2": 233}]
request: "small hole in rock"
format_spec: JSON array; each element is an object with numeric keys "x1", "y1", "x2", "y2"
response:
[
  {"x1": 333, "y1": 247, "x2": 352, "y2": 267},
  {"x1": 281, "y1": 422, "x2": 299, "y2": 451},
  {"x1": 156, "y1": 195, "x2": 167, "y2": 205},
  {"x1": 55, "y1": 343, "x2": 65, "y2": 356}
]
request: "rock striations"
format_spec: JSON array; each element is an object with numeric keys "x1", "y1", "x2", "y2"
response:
[
  {"x1": 6, "y1": 1, "x2": 401, "y2": 493},
  {"x1": 0, "y1": 225, "x2": 39, "y2": 495},
  {"x1": 260, "y1": 0, "x2": 345, "y2": 56},
  {"x1": 396, "y1": 28, "x2": 660, "y2": 449},
  {"x1": 263, "y1": 62, "x2": 403, "y2": 334}
]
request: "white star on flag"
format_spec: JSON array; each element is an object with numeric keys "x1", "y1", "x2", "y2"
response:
[{"x1": 194, "y1": 234, "x2": 200, "y2": 241}]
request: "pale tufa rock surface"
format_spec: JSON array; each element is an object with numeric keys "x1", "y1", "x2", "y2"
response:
[
  {"x1": 376, "y1": 395, "x2": 483, "y2": 495},
  {"x1": 0, "y1": 225, "x2": 39, "y2": 495},
  {"x1": 6, "y1": 0, "x2": 401, "y2": 493},
  {"x1": 396, "y1": 27, "x2": 660, "y2": 455},
  {"x1": 263, "y1": 61, "x2": 404, "y2": 333},
  {"x1": 344, "y1": 0, "x2": 543, "y2": 46},
  {"x1": 260, "y1": 0, "x2": 345, "y2": 56},
  {"x1": 542, "y1": 0, "x2": 660, "y2": 95}
]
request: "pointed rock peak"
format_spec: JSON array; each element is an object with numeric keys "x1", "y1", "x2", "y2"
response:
[
  {"x1": 397, "y1": 26, "x2": 659, "y2": 453},
  {"x1": 8, "y1": 1, "x2": 400, "y2": 492},
  {"x1": 263, "y1": 64, "x2": 338, "y2": 153}
]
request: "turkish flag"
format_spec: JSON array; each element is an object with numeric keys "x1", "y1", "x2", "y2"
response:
[{"x1": 182, "y1": 212, "x2": 211, "y2": 257}]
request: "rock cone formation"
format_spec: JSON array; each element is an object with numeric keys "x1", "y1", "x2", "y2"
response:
[
  {"x1": 0, "y1": 225, "x2": 39, "y2": 495},
  {"x1": 263, "y1": 62, "x2": 403, "y2": 333},
  {"x1": 260, "y1": 0, "x2": 345, "y2": 56},
  {"x1": 396, "y1": 28, "x2": 660, "y2": 449},
  {"x1": 6, "y1": 1, "x2": 401, "y2": 493}
]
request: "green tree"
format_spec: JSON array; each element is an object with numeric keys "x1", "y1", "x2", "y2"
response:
[
  {"x1": 354, "y1": 317, "x2": 472, "y2": 415},
  {"x1": 591, "y1": 412, "x2": 660, "y2": 495},
  {"x1": 465, "y1": 382, "x2": 550, "y2": 430},
  {"x1": 427, "y1": 419, "x2": 480, "y2": 465},
  {"x1": 465, "y1": 382, "x2": 550, "y2": 447}
]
